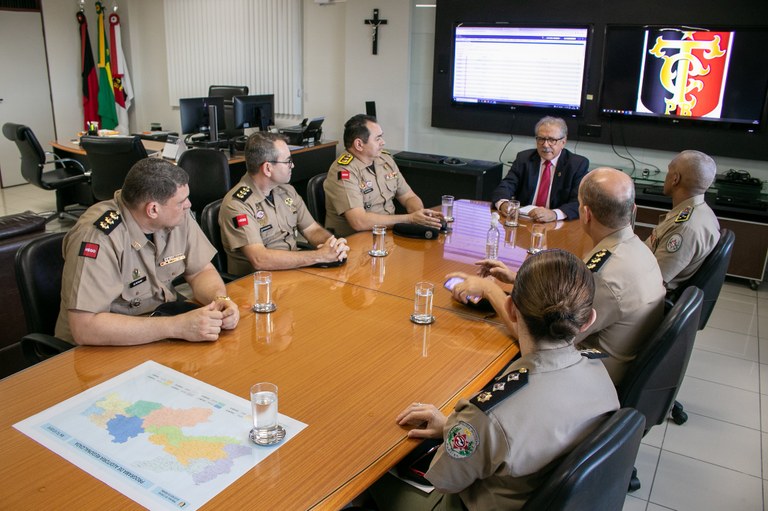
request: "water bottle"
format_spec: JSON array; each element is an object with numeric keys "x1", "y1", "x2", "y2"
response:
[{"x1": 486, "y1": 212, "x2": 501, "y2": 260}]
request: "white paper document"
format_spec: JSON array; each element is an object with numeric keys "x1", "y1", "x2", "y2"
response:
[{"x1": 14, "y1": 360, "x2": 307, "y2": 511}]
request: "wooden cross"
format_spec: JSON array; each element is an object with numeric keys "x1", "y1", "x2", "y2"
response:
[{"x1": 364, "y1": 9, "x2": 388, "y2": 55}]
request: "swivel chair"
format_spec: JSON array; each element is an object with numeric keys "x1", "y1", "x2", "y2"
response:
[
  {"x1": 618, "y1": 286, "x2": 703, "y2": 491},
  {"x1": 177, "y1": 148, "x2": 232, "y2": 222},
  {"x1": 14, "y1": 232, "x2": 73, "y2": 364},
  {"x1": 520, "y1": 408, "x2": 645, "y2": 511},
  {"x1": 665, "y1": 228, "x2": 735, "y2": 424},
  {"x1": 80, "y1": 135, "x2": 148, "y2": 201},
  {"x1": 306, "y1": 173, "x2": 327, "y2": 226},
  {"x1": 200, "y1": 199, "x2": 237, "y2": 282},
  {"x1": 2, "y1": 122, "x2": 91, "y2": 222}
]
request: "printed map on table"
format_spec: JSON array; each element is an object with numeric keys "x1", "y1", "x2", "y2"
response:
[{"x1": 14, "y1": 360, "x2": 306, "y2": 511}]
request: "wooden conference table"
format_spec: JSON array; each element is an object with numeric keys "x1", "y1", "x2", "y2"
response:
[{"x1": 0, "y1": 200, "x2": 592, "y2": 510}]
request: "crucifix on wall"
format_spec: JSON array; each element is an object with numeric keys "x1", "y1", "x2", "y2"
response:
[{"x1": 364, "y1": 8, "x2": 388, "y2": 55}]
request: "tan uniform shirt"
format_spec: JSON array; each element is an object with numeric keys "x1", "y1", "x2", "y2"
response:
[
  {"x1": 219, "y1": 174, "x2": 315, "y2": 276},
  {"x1": 323, "y1": 151, "x2": 413, "y2": 237},
  {"x1": 577, "y1": 226, "x2": 666, "y2": 383},
  {"x1": 645, "y1": 195, "x2": 720, "y2": 290},
  {"x1": 55, "y1": 191, "x2": 216, "y2": 344},
  {"x1": 425, "y1": 346, "x2": 619, "y2": 511}
]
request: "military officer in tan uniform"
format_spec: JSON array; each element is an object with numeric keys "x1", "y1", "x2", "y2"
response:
[
  {"x1": 575, "y1": 167, "x2": 666, "y2": 383},
  {"x1": 56, "y1": 158, "x2": 240, "y2": 346},
  {"x1": 219, "y1": 132, "x2": 348, "y2": 274},
  {"x1": 369, "y1": 250, "x2": 619, "y2": 511},
  {"x1": 323, "y1": 114, "x2": 443, "y2": 237},
  {"x1": 645, "y1": 150, "x2": 720, "y2": 290}
]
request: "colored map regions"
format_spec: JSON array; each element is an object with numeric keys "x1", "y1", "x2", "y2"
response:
[{"x1": 84, "y1": 392, "x2": 251, "y2": 484}]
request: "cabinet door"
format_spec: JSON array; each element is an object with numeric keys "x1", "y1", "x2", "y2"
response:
[{"x1": 0, "y1": 10, "x2": 55, "y2": 188}]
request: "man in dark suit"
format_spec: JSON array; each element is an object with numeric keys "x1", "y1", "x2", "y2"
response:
[{"x1": 492, "y1": 117, "x2": 589, "y2": 222}]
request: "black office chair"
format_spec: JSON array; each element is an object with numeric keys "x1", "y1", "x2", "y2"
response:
[
  {"x1": 520, "y1": 408, "x2": 645, "y2": 511},
  {"x1": 208, "y1": 85, "x2": 249, "y2": 138},
  {"x1": 618, "y1": 286, "x2": 703, "y2": 491},
  {"x1": 176, "y1": 148, "x2": 232, "y2": 222},
  {"x1": 665, "y1": 228, "x2": 735, "y2": 425},
  {"x1": 14, "y1": 232, "x2": 73, "y2": 364},
  {"x1": 306, "y1": 173, "x2": 327, "y2": 226},
  {"x1": 2, "y1": 122, "x2": 92, "y2": 222},
  {"x1": 200, "y1": 199, "x2": 237, "y2": 282},
  {"x1": 80, "y1": 135, "x2": 148, "y2": 201}
]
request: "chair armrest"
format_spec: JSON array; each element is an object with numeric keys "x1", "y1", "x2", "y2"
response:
[
  {"x1": 44, "y1": 153, "x2": 86, "y2": 173},
  {"x1": 21, "y1": 333, "x2": 73, "y2": 364}
]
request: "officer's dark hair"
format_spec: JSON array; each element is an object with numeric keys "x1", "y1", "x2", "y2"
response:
[
  {"x1": 343, "y1": 114, "x2": 377, "y2": 150},
  {"x1": 122, "y1": 158, "x2": 189, "y2": 208},
  {"x1": 511, "y1": 249, "x2": 595, "y2": 344},
  {"x1": 244, "y1": 132, "x2": 288, "y2": 175},
  {"x1": 579, "y1": 168, "x2": 635, "y2": 229}
]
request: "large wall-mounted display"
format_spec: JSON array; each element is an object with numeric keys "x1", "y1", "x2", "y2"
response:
[{"x1": 431, "y1": 0, "x2": 768, "y2": 160}]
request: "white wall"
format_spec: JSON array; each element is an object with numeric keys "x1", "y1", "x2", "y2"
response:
[{"x1": 35, "y1": 0, "x2": 768, "y2": 178}]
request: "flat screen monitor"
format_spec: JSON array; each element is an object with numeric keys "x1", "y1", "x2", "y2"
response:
[
  {"x1": 233, "y1": 94, "x2": 275, "y2": 131},
  {"x1": 179, "y1": 96, "x2": 226, "y2": 135},
  {"x1": 600, "y1": 25, "x2": 768, "y2": 130},
  {"x1": 451, "y1": 24, "x2": 590, "y2": 114}
]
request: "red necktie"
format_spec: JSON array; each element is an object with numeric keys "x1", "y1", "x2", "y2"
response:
[{"x1": 535, "y1": 161, "x2": 552, "y2": 207}]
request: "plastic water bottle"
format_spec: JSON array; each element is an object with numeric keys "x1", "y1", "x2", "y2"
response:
[{"x1": 486, "y1": 212, "x2": 501, "y2": 260}]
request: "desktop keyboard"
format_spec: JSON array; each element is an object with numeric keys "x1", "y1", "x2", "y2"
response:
[{"x1": 394, "y1": 151, "x2": 447, "y2": 164}]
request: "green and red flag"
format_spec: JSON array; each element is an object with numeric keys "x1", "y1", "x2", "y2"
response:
[{"x1": 95, "y1": 1, "x2": 118, "y2": 130}]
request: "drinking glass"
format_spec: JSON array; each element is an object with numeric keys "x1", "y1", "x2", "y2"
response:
[
  {"x1": 410, "y1": 282, "x2": 435, "y2": 324},
  {"x1": 369, "y1": 225, "x2": 388, "y2": 257},
  {"x1": 253, "y1": 271, "x2": 277, "y2": 312}
]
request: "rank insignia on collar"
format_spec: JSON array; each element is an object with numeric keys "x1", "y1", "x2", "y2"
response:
[
  {"x1": 284, "y1": 197, "x2": 293, "y2": 207},
  {"x1": 470, "y1": 369, "x2": 529, "y2": 413},
  {"x1": 675, "y1": 206, "x2": 693, "y2": 223},
  {"x1": 586, "y1": 249, "x2": 612, "y2": 273},
  {"x1": 580, "y1": 348, "x2": 608, "y2": 359},
  {"x1": 337, "y1": 153, "x2": 354, "y2": 165},
  {"x1": 94, "y1": 209, "x2": 122, "y2": 235},
  {"x1": 381, "y1": 149, "x2": 391, "y2": 155},
  {"x1": 233, "y1": 186, "x2": 252, "y2": 202}
]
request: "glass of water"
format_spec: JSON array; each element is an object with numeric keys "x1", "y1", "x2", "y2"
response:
[
  {"x1": 528, "y1": 224, "x2": 546, "y2": 254},
  {"x1": 369, "y1": 224, "x2": 388, "y2": 257},
  {"x1": 250, "y1": 382, "x2": 284, "y2": 445},
  {"x1": 252, "y1": 271, "x2": 277, "y2": 313},
  {"x1": 441, "y1": 195, "x2": 455, "y2": 223},
  {"x1": 410, "y1": 281, "x2": 435, "y2": 325},
  {"x1": 504, "y1": 199, "x2": 520, "y2": 227}
]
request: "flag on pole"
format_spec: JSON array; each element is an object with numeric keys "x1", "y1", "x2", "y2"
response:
[
  {"x1": 76, "y1": 10, "x2": 99, "y2": 131},
  {"x1": 95, "y1": 1, "x2": 118, "y2": 130},
  {"x1": 109, "y1": 10, "x2": 133, "y2": 135}
]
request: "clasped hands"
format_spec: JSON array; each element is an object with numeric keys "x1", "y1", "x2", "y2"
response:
[{"x1": 446, "y1": 259, "x2": 517, "y2": 304}]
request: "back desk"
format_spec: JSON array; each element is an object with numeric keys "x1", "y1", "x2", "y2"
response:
[{"x1": 0, "y1": 200, "x2": 592, "y2": 510}]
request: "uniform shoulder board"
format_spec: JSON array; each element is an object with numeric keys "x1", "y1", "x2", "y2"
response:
[
  {"x1": 381, "y1": 149, "x2": 391, "y2": 155},
  {"x1": 580, "y1": 348, "x2": 609, "y2": 359},
  {"x1": 337, "y1": 153, "x2": 354, "y2": 165},
  {"x1": 674, "y1": 206, "x2": 693, "y2": 223},
  {"x1": 470, "y1": 368, "x2": 529, "y2": 413},
  {"x1": 586, "y1": 249, "x2": 612, "y2": 273},
  {"x1": 93, "y1": 210, "x2": 122, "y2": 235},
  {"x1": 233, "y1": 185, "x2": 252, "y2": 202}
]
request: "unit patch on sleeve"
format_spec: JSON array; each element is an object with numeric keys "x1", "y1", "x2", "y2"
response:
[
  {"x1": 338, "y1": 169, "x2": 350, "y2": 180},
  {"x1": 233, "y1": 186, "x2": 252, "y2": 202},
  {"x1": 586, "y1": 249, "x2": 612, "y2": 272},
  {"x1": 445, "y1": 421, "x2": 478, "y2": 459},
  {"x1": 665, "y1": 233, "x2": 683, "y2": 253},
  {"x1": 232, "y1": 214, "x2": 249, "y2": 228},
  {"x1": 79, "y1": 241, "x2": 100, "y2": 259},
  {"x1": 470, "y1": 368, "x2": 529, "y2": 413},
  {"x1": 93, "y1": 210, "x2": 121, "y2": 235},
  {"x1": 337, "y1": 153, "x2": 354, "y2": 165}
]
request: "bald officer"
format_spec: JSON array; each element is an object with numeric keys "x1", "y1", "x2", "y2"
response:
[
  {"x1": 323, "y1": 114, "x2": 443, "y2": 237},
  {"x1": 56, "y1": 158, "x2": 240, "y2": 346},
  {"x1": 645, "y1": 150, "x2": 720, "y2": 290}
]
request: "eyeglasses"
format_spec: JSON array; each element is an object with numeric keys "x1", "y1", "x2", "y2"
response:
[
  {"x1": 535, "y1": 136, "x2": 565, "y2": 145},
  {"x1": 268, "y1": 157, "x2": 294, "y2": 167}
]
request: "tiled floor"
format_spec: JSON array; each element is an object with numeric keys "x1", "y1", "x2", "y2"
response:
[{"x1": 2, "y1": 184, "x2": 766, "y2": 511}]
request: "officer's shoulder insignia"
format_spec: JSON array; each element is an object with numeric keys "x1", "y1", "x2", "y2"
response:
[
  {"x1": 381, "y1": 149, "x2": 391, "y2": 155},
  {"x1": 586, "y1": 249, "x2": 612, "y2": 272},
  {"x1": 470, "y1": 368, "x2": 529, "y2": 413},
  {"x1": 337, "y1": 153, "x2": 354, "y2": 165},
  {"x1": 445, "y1": 421, "x2": 479, "y2": 459},
  {"x1": 666, "y1": 233, "x2": 683, "y2": 253},
  {"x1": 580, "y1": 348, "x2": 608, "y2": 359},
  {"x1": 233, "y1": 186, "x2": 252, "y2": 202},
  {"x1": 93, "y1": 210, "x2": 122, "y2": 235},
  {"x1": 674, "y1": 206, "x2": 693, "y2": 223}
]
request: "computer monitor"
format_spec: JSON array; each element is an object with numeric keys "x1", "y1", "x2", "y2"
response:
[
  {"x1": 233, "y1": 94, "x2": 275, "y2": 132},
  {"x1": 179, "y1": 96, "x2": 226, "y2": 136}
]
